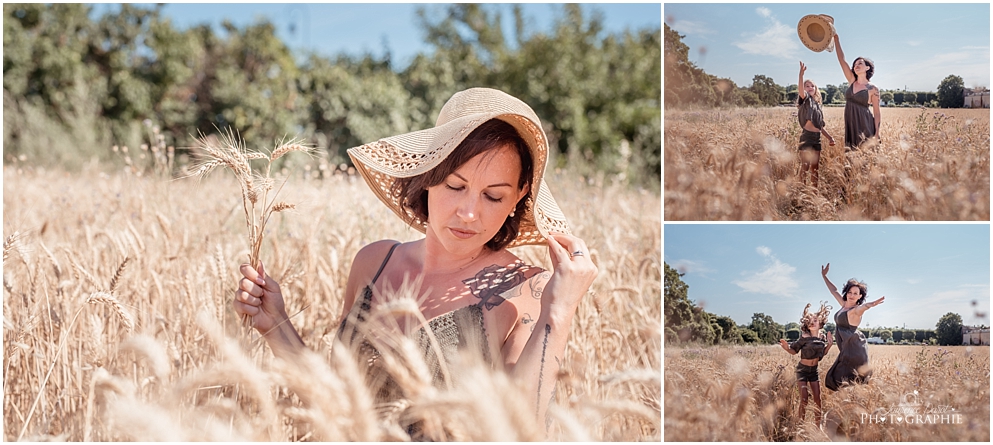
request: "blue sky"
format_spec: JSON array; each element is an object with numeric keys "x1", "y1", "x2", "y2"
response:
[
  {"x1": 664, "y1": 3, "x2": 990, "y2": 92},
  {"x1": 90, "y1": 3, "x2": 661, "y2": 70},
  {"x1": 664, "y1": 224, "x2": 990, "y2": 330}
]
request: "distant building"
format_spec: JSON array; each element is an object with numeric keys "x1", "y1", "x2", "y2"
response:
[
  {"x1": 962, "y1": 326, "x2": 990, "y2": 345},
  {"x1": 964, "y1": 88, "x2": 990, "y2": 108},
  {"x1": 867, "y1": 337, "x2": 885, "y2": 344}
]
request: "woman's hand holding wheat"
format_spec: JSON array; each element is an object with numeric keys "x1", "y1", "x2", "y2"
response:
[{"x1": 234, "y1": 262, "x2": 286, "y2": 333}]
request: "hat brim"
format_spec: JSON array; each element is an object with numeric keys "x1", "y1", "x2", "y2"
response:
[
  {"x1": 798, "y1": 14, "x2": 836, "y2": 52},
  {"x1": 347, "y1": 105, "x2": 571, "y2": 248}
]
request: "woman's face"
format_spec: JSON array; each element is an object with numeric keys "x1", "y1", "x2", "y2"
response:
[
  {"x1": 853, "y1": 58, "x2": 869, "y2": 76},
  {"x1": 844, "y1": 286, "x2": 862, "y2": 305},
  {"x1": 804, "y1": 81, "x2": 817, "y2": 96},
  {"x1": 425, "y1": 144, "x2": 529, "y2": 256}
]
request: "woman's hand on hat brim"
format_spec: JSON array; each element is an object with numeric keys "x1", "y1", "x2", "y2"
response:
[{"x1": 541, "y1": 232, "x2": 598, "y2": 317}]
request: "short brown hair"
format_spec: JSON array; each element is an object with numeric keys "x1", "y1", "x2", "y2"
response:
[
  {"x1": 390, "y1": 119, "x2": 534, "y2": 251},
  {"x1": 842, "y1": 279, "x2": 868, "y2": 305}
]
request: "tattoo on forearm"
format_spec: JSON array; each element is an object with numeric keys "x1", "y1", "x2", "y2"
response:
[
  {"x1": 536, "y1": 323, "x2": 551, "y2": 418},
  {"x1": 522, "y1": 313, "x2": 534, "y2": 331},
  {"x1": 532, "y1": 272, "x2": 550, "y2": 299}
]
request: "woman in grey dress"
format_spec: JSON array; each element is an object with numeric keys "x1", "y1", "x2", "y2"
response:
[
  {"x1": 832, "y1": 33, "x2": 881, "y2": 150},
  {"x1": 820, "y1": 263, "x2": 885, "y2": 391}
]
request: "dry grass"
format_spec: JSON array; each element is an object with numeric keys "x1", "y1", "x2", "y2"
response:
[
  {"x1": 664, "y1": 344, "x2": 990, "y2": 441},
  {"x1": 2, "y1": 164, "x2": 661, "y2": 441},
  {"x1": 665, "y1": 107, "x2": 990, "y2": 220}
]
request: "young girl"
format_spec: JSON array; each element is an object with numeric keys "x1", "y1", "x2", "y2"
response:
[
  {"x1": 797, "y1": 61, "x2": 836, "y2": 189},
  {"x1": 780, "y1": 302, "x2": 833, "y2": 425}
]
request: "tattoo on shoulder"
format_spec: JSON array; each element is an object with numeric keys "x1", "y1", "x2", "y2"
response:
[
  {"x1": 464, "y1": 261, "x2": 540, "y2": 310},
  {"x1": 531, "y1": 271, "x2": 551, "y2": 300}
]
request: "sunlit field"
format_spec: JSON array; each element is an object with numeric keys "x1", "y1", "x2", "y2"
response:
[
  {"x1": 3, "y1": 165, "x2": 661, "y2": 441},
  {"x1": 664, "y1": 107, "x2": 990, "y2": 220},
  {"x1": 664, "y1": 344, "x2": 989, "y2": 441}
]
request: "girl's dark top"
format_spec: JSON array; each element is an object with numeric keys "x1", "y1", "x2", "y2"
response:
[
  {"x1": 843, "y1": 83, "x2": 876, "y2": 149},
  {"x1": 789, "y1": 334, "x2": 828, "y2": 360},
  {"x1": 797, "y1": 94, "x2": 825, "y2": 131},
  {"x1": 825, "y1": 307, "x2": 872, "y2": 391}
]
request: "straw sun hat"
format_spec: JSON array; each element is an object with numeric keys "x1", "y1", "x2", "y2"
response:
[
  {"x1": 797, "y1": 14, "x2": 836, "y2": 52},
  {"x1": 347, "y1": 87, "x2": 572, "y2": 248}
]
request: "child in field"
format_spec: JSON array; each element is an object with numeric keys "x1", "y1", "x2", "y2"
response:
[
  {"x1": 779, "y1": 302, "x2": 833, "y2": 425},
  {"x1": 796, "y1": 61, "x2": 836, "y2": 189}
]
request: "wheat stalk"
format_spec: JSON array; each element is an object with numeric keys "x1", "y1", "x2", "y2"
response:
[{"x1": 186, "y1": 128, "x2": 313, "y2": 325}]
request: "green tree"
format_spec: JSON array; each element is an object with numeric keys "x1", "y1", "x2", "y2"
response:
[
  {"x1": 904, "y1": 92, "x2": 917, "y2": 106},
  {"x1": 936, "y1": 312, "x2": 963, "y2": 346},
  {"x1": 714, "y1": 315, "x2": 742, "y2": 344},
  {"x1": 880, "y1": 91, "x2": 894, "y2": 105},
  {"x1": 749, "y1": 313, "x2": 782, "y2": 344},
  {"x1": 740, "y1": 327, "x2": 759, "y2": 344},
  {"x1": 823, "y1": 84, "x2": 839, "y2": 104},
  {"x1": 825, "y1": 322, "x2": 836, "y2": 333},
  {"x1": 937, "y1": 74, "x2": 965, "y2": 108},
  {"x1": 879, "y1": 329, "x2": 893, "y2": 342},
  {"x1": 748, "y1": 74, "x2": 782, "y2": 106}
]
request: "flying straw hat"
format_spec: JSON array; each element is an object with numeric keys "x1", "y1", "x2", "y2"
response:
[
  {"x1": 797, "y1": 14, "x2": 836, "y2": 52},
  {"x1": 347, "y1": 87, "x2": 572, "y2": 248}
]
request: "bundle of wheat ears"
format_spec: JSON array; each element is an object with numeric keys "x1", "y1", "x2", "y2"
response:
[{"x1": 187, "y1": 128, "x2": 313, "y2": 325}]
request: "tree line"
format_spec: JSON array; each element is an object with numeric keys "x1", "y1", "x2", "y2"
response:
[
  {"x1": 665, "y1": 23, "x2": 967, "y2": 109},
  {"x1": 665, "y1": 262, "x2": 968, "y2": 347},
  {"x1": 3, "y1": 4, "x2": 661, "y2": 185}
]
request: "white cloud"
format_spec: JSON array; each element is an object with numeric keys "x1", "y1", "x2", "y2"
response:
[
  {"x1": 733, "y1": 9, "x2": 800, "y2": 59},
  {"x1": 733, "y1": 248, "x2": 799, "y2": 297},
  {"x1": 671, "y1": 259, "x2": 715, "y2": 277},
  {"x1": 670, "y1": 20, "x2": 715, "y2": 37}
]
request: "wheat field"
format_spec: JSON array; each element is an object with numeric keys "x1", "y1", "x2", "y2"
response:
[
  {"x1": 664, "y1": 107, "x2": 990, "y2": 220},
  {"x1": 664, "y1": 344, "x2": 990, "y2": 441},
  {"x1": 2, "y1": 164, "x2": 661, "y2": 441}
]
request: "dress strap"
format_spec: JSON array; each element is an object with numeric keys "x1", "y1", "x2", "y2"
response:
[{"x1": 371, "y1": 242, "x2": 401, "y2": 285}]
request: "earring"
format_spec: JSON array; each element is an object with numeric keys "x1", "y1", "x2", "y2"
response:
[{"x1": 509, "y1": 211, "x2": 515, "y2": 218}]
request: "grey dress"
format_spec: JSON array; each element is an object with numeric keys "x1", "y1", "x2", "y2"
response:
[
  {"x1": 824, "y1": 308, "x2": 871, "y2": 390},
  {"x1": 797, "y1": 95, "x2": 826, "y2": 150},
  {"x1": 843, "y1": 84, "x2": 876, "y2": 150}
]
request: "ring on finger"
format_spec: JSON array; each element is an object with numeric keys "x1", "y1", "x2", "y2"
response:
[{"x1": 571, "y1": 250, "x2": 584, "y2": 257}]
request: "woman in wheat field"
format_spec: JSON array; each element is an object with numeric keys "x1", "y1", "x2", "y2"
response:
[
  {"x1": 232, "y1": 87, "x2": 597, "y2": 437},
  {"x1": 820, "y1": 263, "x2": 885, "y2": 391},
  {"x1": 832, "y1": 33, "x2": 881, "y2": 150}
]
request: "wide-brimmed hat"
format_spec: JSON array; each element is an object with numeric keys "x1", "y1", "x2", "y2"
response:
[
  {"x1": 797, "y1": 14, "x2": 836, "y2": 52},
  {"x1": 347, "y1": 87, "x2": 571, "y2": 248}
]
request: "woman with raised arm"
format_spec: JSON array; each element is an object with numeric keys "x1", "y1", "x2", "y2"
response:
[
  {"x1": 233, "y1": 88, "x2": 597, "y2": 438},
  {"x1": 820, "y1": 263, "x2": 885, "y2": 391},
  {"x1": 833, "y1": 33, "x2": 881, "y2": 150}
]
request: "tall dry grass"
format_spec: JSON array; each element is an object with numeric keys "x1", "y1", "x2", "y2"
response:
[
  {"x1": 2, "y1": 164, "x2": 661, "y2": 441},
  {"x1": 664, "y1": 107, "x2": 990, "y2": 220},
  {"x1": 665, "y1": 344, "x2": 990, "y2": 441}
]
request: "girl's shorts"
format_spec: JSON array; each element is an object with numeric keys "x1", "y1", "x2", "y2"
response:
[
  {"x1": 798, "y1": 130, "x2": 822, "y2": 151},
  {"x1": 795, "y1": 363, "x2": 819, "y2": 382}
]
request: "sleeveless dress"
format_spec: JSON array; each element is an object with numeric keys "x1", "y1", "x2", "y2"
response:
[
  {"x1": 335, "y1": 243, "x2": 492, "y2": 437},
  {"x1": 843, "y1": 84, "x2": 876, "y2": 150},
  {"x1": 824, "y1": 308, "x2": 871, "y2": 390}
]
